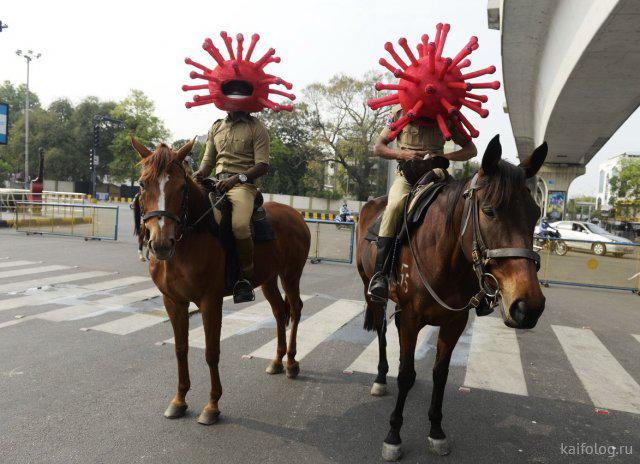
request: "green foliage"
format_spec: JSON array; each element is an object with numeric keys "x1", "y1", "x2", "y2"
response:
[
  {"x1": 108, "y1": 90, "x2": 169, "y2": 185},
  {"x1": 609, "y1": 157, "x2": 640, "y2": 205},
  {"x1": 0, "y1": 158, "x2": 11, "y2": 183}
]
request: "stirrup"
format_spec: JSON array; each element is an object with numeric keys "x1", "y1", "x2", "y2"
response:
[
  {"x1": 368, "y1": 272, "x2": 389, "y2": 304},
  {"x1": 233, "y1": 279, "x2": 255, "y2": 304}
]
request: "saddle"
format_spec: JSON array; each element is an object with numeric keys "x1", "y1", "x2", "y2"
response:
[
  {"x1": 365, "y1": 161, "x2": 451, "y2": 243},
  {"x1": 201, "y1": 179, "x2": 276, "y2": 291}
]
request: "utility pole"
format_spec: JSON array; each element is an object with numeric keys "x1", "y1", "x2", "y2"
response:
[
  {"x1": 91, "y1": 115, "x2": 125, "y2": 198},
  {"x1": 15, "y1": 49, "x2": 41, "y2": 188}
]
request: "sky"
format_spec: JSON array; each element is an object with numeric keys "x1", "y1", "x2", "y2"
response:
[{"x1": 1, "y1": 0, "x2": 639, "y2": 196}]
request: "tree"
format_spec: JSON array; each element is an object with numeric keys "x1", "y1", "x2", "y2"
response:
[
  {"x1": 304, "y1": 72, "x2": 391, "y2": 200},
  {"x1": 609, "y1": 157, "x2": 640, "y2": 205},
  {"x1": 451, "y1": 160, "x2": 480, "y2": 179},
  {"x1": 108, "y1": 90, "x2": 169, "y2": 185}
]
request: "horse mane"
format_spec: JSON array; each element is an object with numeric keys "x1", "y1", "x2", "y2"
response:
[
  {"x1": 139, "y1": 143, "x2": 178, "y2": 180},
  {"x1": 445, "y1": 160, "x2": 525, "y2": 232}
]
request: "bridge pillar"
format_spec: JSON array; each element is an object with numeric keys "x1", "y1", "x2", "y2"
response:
[{"x1": 536, "y1": 163, "x2": 586, "y2": 221}]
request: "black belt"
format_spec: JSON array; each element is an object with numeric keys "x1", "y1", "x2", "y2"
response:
[{"x1": 215, "y1": 172, "x2": 254, "y2": 184}]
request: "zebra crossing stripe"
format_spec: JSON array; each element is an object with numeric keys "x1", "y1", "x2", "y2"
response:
[
  {"x1": 88, "y1": 303, "x2": 198, "y2": 335},
  {"x1": 36, "y1": 287, "x2": 160, "y2": 322},
  {"x1": 0, "y1": 276, "x2": 149, "y2": 312},
  {"x1": 633, "y1": 334, "x2": 640, "y2": 344},
  {"x1": 0, "y1": 271, "x2": 113, "y2": 294},
  {"x1": 463, "y1": 316, "x2": 528, "y2": 396},
  {"x1": 346, "y1": 324, "x2": 437, "y2": 377},
  {"x1": 0, "y1": 265, "x2": 70, "y2": 280},
  {"x1": 0, "y1": 260, "x2": 39, "y2": 269},
  {"x1": 250, "y1": 299, "x2": 363, "y2": 361},
  {"x1": 552, "y1": 325, "x2": 640, "y2": 414}
]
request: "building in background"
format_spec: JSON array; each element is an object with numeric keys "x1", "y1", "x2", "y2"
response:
[{"x1": 596, "y1": 152, "x2": 640, "y2": 211}]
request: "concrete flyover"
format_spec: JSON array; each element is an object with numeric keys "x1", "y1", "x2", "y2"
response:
[{"x1": 489, "y1": 0, "x2": 640, "y2": 216}]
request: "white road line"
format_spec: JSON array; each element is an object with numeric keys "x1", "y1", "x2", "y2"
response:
[
  {"x1": 0, "y1": 260, "x2": 38, "y2": 269},
  {"x1": 250, "y1": 299, "x2": 363, "y2": 361},
  {"x1": 0, "y1": 265, "x2": 70, "y2": 280},
  {"x1": 553, "y1": 325, "x2": 640, "y2": 414},
  {"x1": 346, "y1": 324, "x2": 437, "y2": 377},
  {"x1": 88, "y1": 313, "x2": 169, "y2": 335},
  {"x1": 463, "y1": 316, "x2": 528, "y2": 396},
  {"x1": 0, "y1": 270, "x2": 113, "y2": 294},
  {"x1": 0, "y1": 276, "x2": 149, "y2": 312},
  {"x1": 163, "y1": 295, "x2": 313, "y2": 349},
  {"x1": 36, "y1": 287, "x2": 160, "y2": 322},
  {"x1": 633, "y1": 334, "x2": 640, "y2": 344}
]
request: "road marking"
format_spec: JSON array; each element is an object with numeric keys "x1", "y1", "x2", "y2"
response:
[
  {"x1": 553, "y1": 325, "x2": 640, "y2": 414},
  {"x1": 36, "y1": 287, "x2": 160, "y2": 322},
  {"x1": 250, "y1": 299, "x2": 363, "y2": 361},
  {"x1": 88, "y1": 313, "x2": 169, "y2": 335},
  {"x1": 0, "y1": 265, "x2": 70, "y2": 280},
  {"x1": 0, "y1": 270, "x2": 113, "y2": 294},
  {"x1": 0, "y1": 276, "x2": 149, "y2": 312},
  {"x1": 346, "y1": 324, "x2": 437, "y2": 377},
  {"x1": 633, "y1": 334, "x2": 640, "y2": 344},
  {"x1": 463, "y1": 316, "x2": 528, "y2": 396},
  {"x1": 0, "y1": 260, "x2": 39, "y2": 269},
  {"x1": 163, "y1": 296, "x2": 313, "y2": 349}
]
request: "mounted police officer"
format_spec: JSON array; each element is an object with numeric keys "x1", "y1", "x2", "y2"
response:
[{"x1": 368, "y1": 105, "x2": 477, "y2": 302}]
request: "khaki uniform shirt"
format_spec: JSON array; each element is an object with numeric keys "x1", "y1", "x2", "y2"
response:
[
  {"x1": 380, "y1": 105, "x2": 468, "y2": 154},
  {"x1": 201, "y1": 114, "x2": 270, "y2": 175}
]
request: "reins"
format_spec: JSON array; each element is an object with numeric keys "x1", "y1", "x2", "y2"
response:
[{"x1": 402, "y1": 172, "x2": 541, "y2": 312}]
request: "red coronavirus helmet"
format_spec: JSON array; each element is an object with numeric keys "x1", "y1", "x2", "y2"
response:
[
  {"x1": 182, "y1": 31, "x2": 295, "y2": 113},
  {"x1": 368, "y1": 23, "x2": 500, "y2": 141}
]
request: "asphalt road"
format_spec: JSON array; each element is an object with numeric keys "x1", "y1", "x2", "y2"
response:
[{"x1": 1, "y1": 213, "x2": 639, "y2": 464}]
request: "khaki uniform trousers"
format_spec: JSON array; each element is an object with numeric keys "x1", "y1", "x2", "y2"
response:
[
  {"x1": 379, "y1": 171, "x2": 411, "y2": 238},
  {"x1": 226, "y1": 183, "x2": 257, "y2": 240}
]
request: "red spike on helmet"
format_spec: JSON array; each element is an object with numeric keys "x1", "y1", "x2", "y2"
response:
[
  {"x1": 368, "y1": 23, "x2": 500, "y2": 142},
  {"x1": 183, "y1": 32, "x2": 296, "y2": 113}
]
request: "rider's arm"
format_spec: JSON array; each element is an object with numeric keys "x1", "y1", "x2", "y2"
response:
[
  {"x1": 248, "y1": 122, "x2": 270, "y2": 181},
  {"x1": 440, "y1": 125, "x2": 478, "y2": 162},
  {"x1": 373, "y1": 129, "x2": 425, "y2": 162}
]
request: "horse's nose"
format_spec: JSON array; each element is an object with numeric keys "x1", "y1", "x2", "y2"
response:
[
  {"x1": 509, "y1": 297, "x2": 545, "y2": 329},
  {"x1": 150, "y1": 238, "x2": 176, "y2": 260}
]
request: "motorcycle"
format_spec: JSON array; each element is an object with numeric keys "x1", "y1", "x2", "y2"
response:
[
  {"x1": 334, "y1": 211, "x2": 355, "y2": 230},
  {"x1": 534, "y1": 229, "x2": 567, "y2": 256}
]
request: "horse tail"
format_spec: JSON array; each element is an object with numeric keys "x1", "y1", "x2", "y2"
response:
[{"x1": 133, "y1": 194, "x2": 142, "y2": 236}]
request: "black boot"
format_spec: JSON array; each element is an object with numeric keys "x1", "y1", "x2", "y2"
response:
[
  {"x1": 233, "y1": 238, "x2": 255, "y2": 304},
  {"x1": 368, "y1": 237, "x2": 394, "y2": 303}
]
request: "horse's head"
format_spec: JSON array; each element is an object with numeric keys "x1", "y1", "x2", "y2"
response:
[
  {"x1": 132, "y1": 136, "x2": 195, "y2": 260},
  {"x1": 471, "y1": 135, "x2": 548, "y2": 329}
]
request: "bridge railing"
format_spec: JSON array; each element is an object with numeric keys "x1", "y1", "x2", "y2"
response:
[
  {"x1": 305, "y1": 219, "x2": 355, "y2": 264},
  {"x1": 14, "y1": 201, "x2": 119, "y2": 241},
  {"x1": 536, "y1": 236, "x2": 640, "y2": 292}
]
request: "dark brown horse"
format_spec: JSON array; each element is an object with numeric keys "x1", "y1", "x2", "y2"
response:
[
  {"x1": 356, "y1": 135, "x2": 548, "y2": 461},
  {"x1": 131, "y1": 137, "x2": 310, "y2": 425}
]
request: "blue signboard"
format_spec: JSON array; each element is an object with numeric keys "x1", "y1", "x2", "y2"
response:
[{"x1": 0, "y1": 103, "x2": 8, "y2": 145}]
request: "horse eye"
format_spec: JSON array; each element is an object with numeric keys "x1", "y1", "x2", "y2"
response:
[
  {"x1": 139, "y1": 180, "x2": 145, "y2": 189},
  {"x1": 482, "y1": 206, "x2": 495, "y2": 218}
]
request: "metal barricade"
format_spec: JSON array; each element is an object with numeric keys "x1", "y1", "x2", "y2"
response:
[
  {"x1": 14, "y1": 201, "x2": 119, "y2": 241},
  {"x1": 306, "y1": 219, "x2": 355, "y2": 264},
  {"x1": 536, "y1": 236, "x2": 640, "y2": 292}
]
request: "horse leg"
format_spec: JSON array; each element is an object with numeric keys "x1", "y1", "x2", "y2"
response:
[
  {"x1": 281, "y1": 274, "x2": 304, "y2": 379},
  {"x1": 261, "y1": 277, "x2": 287, "y2": 375},
  {"x1": 426, "y1": 317, "x2": 467, "y2": 456},
  {"x1": 138, "y1": 239, "x2": 146, "y2": 262},
  {"x1": 163, "y1": 295, "x2": 190, "y2": 419},
  {"x1": 197, "y1": 295, "x2": 224, "y2": 425},
  {"x1": 382, "y1": 316, "x2": 420, "y2": 461},
  {"x1": 371, "y1": 303, "x2": 389, "y2": 396}
]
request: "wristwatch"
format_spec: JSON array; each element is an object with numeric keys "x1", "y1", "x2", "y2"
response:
[{"x1": 238, "y1": 173, "x2": 248, "y2": 184}]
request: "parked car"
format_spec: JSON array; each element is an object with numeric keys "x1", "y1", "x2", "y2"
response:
[{"x1": 550, "y1": 221, "x2": 636, "y2": 257}]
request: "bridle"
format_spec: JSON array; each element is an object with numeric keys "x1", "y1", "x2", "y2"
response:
[
  {"x1": 139, "y1": 164, "x2": 216, "y2": 244},
  {"x1": 405, "y1": 172, "x2": 541, "y2": 312}
]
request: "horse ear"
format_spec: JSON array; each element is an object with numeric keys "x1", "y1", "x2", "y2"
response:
[
  {"x1": 481, "y1": 134, "x2": 502, "y2": 175},
  {"x1": 519, "y1": 142, "x2": 548, "y2": 178},
  {"x1": 131, "y1": 135, "x2": 152, "y2": 159},
  {"x1": 175, "y1": 137, "x2": 196, "y2": 162}
]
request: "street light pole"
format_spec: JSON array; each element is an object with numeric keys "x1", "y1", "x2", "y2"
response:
[{"x1": 16, "y1": 49, "x2": 41, "y2": 189}]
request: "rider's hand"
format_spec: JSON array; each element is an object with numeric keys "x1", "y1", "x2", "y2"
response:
[
  {"x1": 400, "y1": 150, "x2": 429, "y2": 162},
  {"x1": 192, "y1": 170, "x2": 206, "y2": 182},
  {"x1": 217, "y1": 175, "x2": 240, "y2": 192}
]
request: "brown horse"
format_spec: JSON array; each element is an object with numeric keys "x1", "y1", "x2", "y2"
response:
[
  {"x1": 131, "y1": 137, "x2": 310, "y2": 425},
  {"x1": 356, "y1": 135, "x2": 548, "y2": 461}
]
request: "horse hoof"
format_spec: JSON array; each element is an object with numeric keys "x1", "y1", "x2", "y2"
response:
[
  {"x1": 139, "y1": 256, "x2": 146, "y2": 262},
  {"x1": 265, "y1": 361, "x2": 284, "y2": 375},
  {"x1": 197, "y1": 408, "x2": 220, "y2": 425},
  {"x1": 370, "y1": 382, "x2": 388, "y2": 396},
  {"x1": 163, "y1": 402, "x2": 188, "y2": 419},
  {"x1": 427, "y1": 437, "x2": 451, "y2": 456},
  {"x1": 382, "y1": 442, "x2": 403, "y2": 462},
  {"x1": 286, "y1": 363, "x2": 300, "y2": 379}
]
